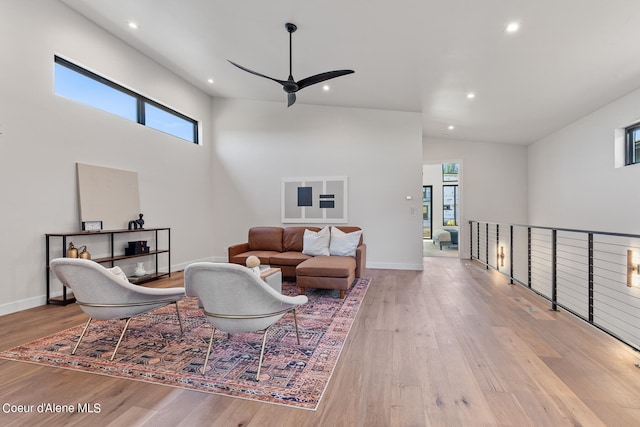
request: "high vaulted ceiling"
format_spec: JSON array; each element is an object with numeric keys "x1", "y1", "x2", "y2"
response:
[{"x1": 60, "y1": 0, "x2": 640, "y2": 144}]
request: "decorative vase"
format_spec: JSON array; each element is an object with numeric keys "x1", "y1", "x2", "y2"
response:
[
  {"x1": 66, "y1": 242, "x2": 78, "y2": 258},
  {"x1": 78, "y1": 245, "x2": 91, "y2": 260},
  {"x1": 134, "y1": 262, "x2": 146, "y2": 277}
]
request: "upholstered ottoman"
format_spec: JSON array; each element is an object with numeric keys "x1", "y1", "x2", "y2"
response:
[{"x1": 296, "y1": 256, "x2": 356, "y2": 299}]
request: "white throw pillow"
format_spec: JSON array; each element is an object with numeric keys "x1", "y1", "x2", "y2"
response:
[
  {"x1": 302, "y1": 226, "x2": 331, "y2": 256},
  {"x1": 329, "y1": 227, "x2": 362, "y2": 257}
]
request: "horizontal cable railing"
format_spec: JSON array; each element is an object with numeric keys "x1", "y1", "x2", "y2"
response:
[{"x1": 469, "y1": 221, "x2": 640, "y2": 352}]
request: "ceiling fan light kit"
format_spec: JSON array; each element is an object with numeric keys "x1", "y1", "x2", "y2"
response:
[{"x1": 228, "y1": 22, "x2": 354, "y2": 107}]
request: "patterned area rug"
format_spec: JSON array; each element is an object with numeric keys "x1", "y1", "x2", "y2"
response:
[{"x1": 0, "y1": 278, "x2": 370, "y2": 410}]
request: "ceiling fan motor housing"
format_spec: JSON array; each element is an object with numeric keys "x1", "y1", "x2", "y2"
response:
[{"x1": 286, "y1": 23, "x2": 297, "y2": 33}]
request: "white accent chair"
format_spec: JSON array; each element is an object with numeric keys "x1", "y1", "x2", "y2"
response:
[
  {"x1": 184, "y1": 262, "x2": 308, "y2": 381},
  {"x1": 50, "y1": 258, "x2": 185, "y2": 361}
]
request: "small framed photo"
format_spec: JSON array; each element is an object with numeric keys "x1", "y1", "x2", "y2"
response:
[{"x1": 82, "y1": 220, "x2": 103, "y2": 232}]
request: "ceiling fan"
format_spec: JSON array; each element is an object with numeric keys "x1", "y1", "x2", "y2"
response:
[{"x1": 228, "y1": 23, "x2": 354, "y2": 107}]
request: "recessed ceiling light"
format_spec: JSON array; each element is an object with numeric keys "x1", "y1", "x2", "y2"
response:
[
  {"x1": 128, "y1": 22, "x2": 139, "y2": 29},
  {"x1": 506, "y1": 22, "x2": 520, "y2": 33},
  {"x1": 207, "y1": 78, "x2": 214, "y2": 84},
  {"x1": 467, "y1": 92, "x2": 475, "y2": 99},
  {"x1": 448, "y1": 125, "x2": 455, "y2": 130},
  {"x1": 322, "y1": 85, "x2": 330, "y2": 91}
]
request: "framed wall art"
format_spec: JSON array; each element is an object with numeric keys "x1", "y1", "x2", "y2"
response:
[
  {"x1": 77, "y1": 163, "x2": 140, "y2": 230},
  {"x1": 281, "y1": 176, "x2": 348, "y2": 223}
]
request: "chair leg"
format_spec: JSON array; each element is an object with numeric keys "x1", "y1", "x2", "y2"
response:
[
  {"x1": 293, "y1": 309, "x2": 301, "y2": 345},
  {"x1": 174, "y1": 301, "x2": 184, "y2": 334},
  {"x1": 202, "y1": 327, "x2": 216, "y2": 375},
  {"x1": 72, "y1": 317, "x2": 93, "y2": 355},
  {"x1": 111, "y1": 318, "x2": 132, "y2": 361},
  {"x1": 255, "y1": 327, "x2": 271, "y2": 381}
]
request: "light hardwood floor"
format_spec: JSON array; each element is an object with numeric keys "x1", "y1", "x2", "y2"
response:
[{"x1": 1, "y1": 258, "x2": 639, "y2": 426}]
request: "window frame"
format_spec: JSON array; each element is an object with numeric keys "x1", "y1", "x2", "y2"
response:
[
  {"x1": 54, "y1": 55, "x2": 199, "y2": 144},
  {"x1": 442, "y1": 184, "x2": 459, "y2": 227},
  {"x1": 422, "y1": 185, "x2": 432, "y2": 239},
  {"x1": 442, "y1": 163, "x2": 459, "y2": 182},
  {"x1": 625, "y1": 122, "x2": 640, "y2": 166}
]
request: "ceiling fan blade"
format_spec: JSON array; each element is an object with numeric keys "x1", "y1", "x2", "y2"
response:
[
  {"x1": 296, "y1": 70, "x2": 354, "y2": 90},
  {"x1": 227, "y1": 60, "x2": 286, "y2": 85},
  {"x1": 287, "y1": 92, "x2": 296, "y2": 107}
]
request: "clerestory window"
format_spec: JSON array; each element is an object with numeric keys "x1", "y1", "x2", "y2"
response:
[{"x1": 54, "y1": 56, "x2": 198, "y2": 144}]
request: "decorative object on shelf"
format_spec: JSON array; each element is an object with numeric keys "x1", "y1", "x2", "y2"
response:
[
  {"x1": 66, "y1": 242, "x2": 78, "y2": 258},
  {"x1": 128, "y1": 213, "x2": 145, "y2": 230},
  {"x1": 78, "y1": 246, "x2": 91, "y2": 260},
  {"x1": 134, "y1": 262, "x2": 146, "y2": 277},
  {"x1": 81, "y1": 220, "x2": 103, "y2": 232},
  {"x1": 125, "y1": 240, "x2": 149, "y2": 256}
]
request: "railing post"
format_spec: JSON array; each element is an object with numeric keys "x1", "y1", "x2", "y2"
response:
[
  {"x1": 496, "y1": 224, "x2": 500, "y2": 271},
  {"x1": 528, "y1": 227, "x2": 532, "y2": 289},
  {"x1": 469, "y1": 220, "x2": 473, "y2": 259},
  {"x1": 588, "y1": 233, "x2": 594, "y2": 323},
  {"x1": 476, "y1": 222, "x2": 480, "y2": 261},
  {"x1": 485, "y1": 223, "x2": 489, "y2": 269},
  {"x1": 551, "y1": 229, "x2": 558, "y2": 311},
  {"x1": 509, "y1": 225, "x2": 514, "y2": 285}
]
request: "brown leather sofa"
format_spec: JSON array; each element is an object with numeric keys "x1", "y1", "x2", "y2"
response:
[{"x1": 228, "y1": 226, "x2": 366, "y2": 298}]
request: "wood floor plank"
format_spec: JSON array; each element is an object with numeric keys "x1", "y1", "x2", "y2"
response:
[{"x1": 1, "y1": 259, "x2": 639, "y2": 426}]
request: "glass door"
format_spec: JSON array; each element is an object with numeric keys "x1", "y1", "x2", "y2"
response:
[{"x1": 422, "y1": 186, "x2": 432, "y2": 239}]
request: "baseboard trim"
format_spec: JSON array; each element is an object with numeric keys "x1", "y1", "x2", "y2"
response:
[
  {"x1": 366, "y1": 262, "x2": 424, "y2": 271},
  {"x1": 0, "y1": 295, "x2": 47, "y2": 316}
]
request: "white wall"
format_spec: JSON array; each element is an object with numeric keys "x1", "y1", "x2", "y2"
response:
[
  {"x1": 0, "y1": 1, "x2": 214, "y2": 314},
  {"x1": 210, "y1": 98, "x2": 424, "y2": 270},
  {"x1": 423, "y1": 137, "x2": 529, "y2": 257},
  {"x1": 528, "y1": 86, "x2": 640, "y2": 234}
]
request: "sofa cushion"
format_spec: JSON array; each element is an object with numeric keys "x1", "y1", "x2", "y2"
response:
[
  {"x1": 248, "y1": 227, "x2": 283, "y2": 252},
  {"x1": 283, "y1": 227, "x2": 320, "y2": 252},
  {"x1": 269, "y1": 251, "x2": 313, "y2": 266},
  {"x1": 329, "y1": 227, "x2": 363, "y2": 257},
  {"x1": 296, "y1": 256, "x2": 356, "y2": 278},
  {"x1": 230, "y1": 250, "x2": 281, "y2": 266},
  {"x1": 302, "y1": 226, "x2": 330, "y2": 256}
]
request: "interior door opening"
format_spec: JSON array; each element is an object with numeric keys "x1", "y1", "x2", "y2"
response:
[{"x1": 423, "y1": 162, "x2": 460, "y2": 258}]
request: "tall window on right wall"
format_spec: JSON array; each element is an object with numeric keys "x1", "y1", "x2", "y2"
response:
[
  {"x1": 626, "y1": 122, "x2": 640, "y2": 165},
  {"x1": 443, "y1": 185, "x2": 459, "y2": 226},
  {"x1": 442, "y1": 162, "x2": 459, "y2": 226}
]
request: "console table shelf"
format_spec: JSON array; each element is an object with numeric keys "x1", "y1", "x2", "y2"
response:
[{"x1": 45, "y1": 227, "x2": 171, "y2": 305}]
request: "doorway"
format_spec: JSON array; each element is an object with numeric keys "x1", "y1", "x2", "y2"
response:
[{"x1": 422, "y1": 162, "x2": 460, "y2": 258}]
